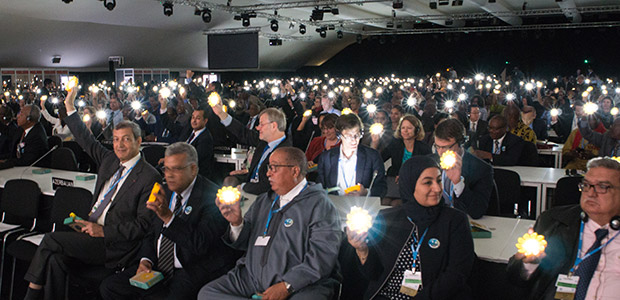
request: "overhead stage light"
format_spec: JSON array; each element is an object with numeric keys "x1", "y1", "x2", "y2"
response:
[
  {"x1": 103, "y1": 0, "x2": 115, "y2": 11},
  {"x1": 316, "y1": 27, "x2": 327, "y2": 38},
  {"x1": 202, "y1": 9, "x2": 212, "y2": 23},
  {"x1": 62, "y1": 0, "x2": 73, "y2": 3},
  {"x1": 270, "y1": 19, "x2": 279, "y2": 32},
  {"x1": 163, "y1": 1, "x2": 173, "y2": 17},
  {"x1": 299, "y1": 24, "x2": 306, "y2": 34},
  {"x1": 337, "y1": 31, "x2": 343, "y2": 39}
]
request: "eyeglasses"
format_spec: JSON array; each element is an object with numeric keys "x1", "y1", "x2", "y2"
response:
[
  {"x1": 257, "y1": 121, "x2": 274, "y2": 127},
  {"x1": 266, "y1": 164, "x2": 295, "y2": 172},
  {"x1": 341, "y1": 133, "x2": 363, "y2": 141},
  {"x1": 435, "y1": 141, "x2": 458, "y2": 151},
  {"x1": 578, "y1": 181, "x2": 619, "y2": 194},
  {"x1": 162, "y1": 164, "x2": 191, "y2": 173}
]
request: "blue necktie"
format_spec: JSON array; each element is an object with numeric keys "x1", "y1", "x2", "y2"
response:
[{"x1": 574, "y1": 228, "x2": 608, "y2": 300}]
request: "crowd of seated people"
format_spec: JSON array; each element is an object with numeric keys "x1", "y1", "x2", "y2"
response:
[{"x1": 0, "y1": 66, "x2": 619, "y2": 299}]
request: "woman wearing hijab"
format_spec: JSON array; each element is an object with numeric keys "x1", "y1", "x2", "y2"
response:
[{"x1": 346, "y1": 155, "x2": 474, "y2": 300}]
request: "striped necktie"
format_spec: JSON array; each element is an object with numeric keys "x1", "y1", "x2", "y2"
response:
[{"x1": 158, "y1": 194, "x2": 183, "y2": 277}]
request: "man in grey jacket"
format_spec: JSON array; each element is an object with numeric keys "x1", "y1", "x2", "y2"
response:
[
  {"x1": 199, "y1": 147, "x2": 342, "y2": 300},
  {"x1": 578, "y1": 116, "x2": 620, "y2": 156}
]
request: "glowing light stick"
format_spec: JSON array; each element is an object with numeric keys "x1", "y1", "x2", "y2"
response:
[
  {"x1": 217, "y1": 186, "x2": 241, "y2": 205},
  {"x1": 148, "y1": 182, "x2": 161, "y2": 202},
  {"x1": 159, "y1": 87, "x2": 171, "y2": 98},
  {"x1": 78, "y1": 100, "x2": 85, "y2": 107},
  {"x1": 444, "y1": 100, "x2": 455, "y2": 109},
  {"x1": 92, "y1": 86, "x2": 100, "y2": 93},
  {"x1": 82, "y1": 114, "x2": 91, "y2": 122},
  {"x1": 299, "y1": 92, "x2": 307, "y2": 99},
  {"x1": 303, "y1": 110, "x2": 312, "y2": 117},
  {"x1": 367, "y1": 104, "x2": 377, "y2": 114},
  {"x1": 407, "y1": 96, "x2": 416, "y2": 107},
  {"x1": 344, "y1": 184, "x2": 361, "y2": 194},
  {"x1": 475, "y1": 74, "x2": 484, "y2": 81},
  {"x1": 18, "y1": 95, "x2": 23, "y2": 100},
  {"x1": 369, "y1": 123, "x2": 383, "y2": 136},
  {"x1": 208, "y1": 92, "x2": 221, "y2": 107},
  {"x1": 152, "y1": 86, "x2": 159, "y2": 92},
  {"x1": 179, "y1": 86, "x2": 186, "y2": 95},
  {"x1": 271, "y1": 86, "x2": 280, "y2": 95},
  {"x1": 587, "y1": 86, "x2": 594, "y2": 92},
  {"x1": 65, "y1": 76, "x2": 78, "y2": 92},
  {"x1": 440, "y1": 150, "x2": 457, "y2": 169},
  {"x1": 516, "y1": 231, "x2": 547, "y2": 257},
  {"x1": 51, "y1": 97, "x2": 59, "y2": 104},
  {"x1": 493, "y1": 89, "x2": 500, "y2": 95},
  {"x1": 582, "y1": 91, "x2": 589, "y2": 98},
  {"x1": 525, "y1": 83, "x2": 534, "y2": 91},
  {"x1": 536, "y1": 81, "x2": 543, "y2": 88},
  {"x1": 346, "y1": 206, "x2": 372, "y2": 234},
  {"x1": 485, "y1": 83, "x2": 491, "y2": 89},
  {"x1": 616, "y1": 88, "x2": 620, "y2": 94},
  {"x1": 131, "y1": 100, "x2": 142, "y2": 110},
  {"x1": 447, "y1": 84, "x2": 453, "y2": 90},
  {"x1": 344, "y1": 86, "x2": 350, "y2": 93},
  {"x1": 96, "y1": 110, "x2": 107, "y2": 120},
  {"x1": 506, "y1": 93, "x2": 516, "y2": 101},
  {"x1": 3, "y1": 92, "x2": 9, "y2": 97},
  {"x1": 458, "y1": 93, "x2": 467, "y2": 101},
  {"x1": 549, "y1": 108, "x2": 561, "y2": 117},
  {"x1": 611, "y1": 107, "x2": 619, "y2": 116},
  {"x1": 328, "y1": 91, "x2": 335, "y2": 99},
  {"x1": 583, "y1": 102, "x2": 598, "y2": 115},
  {"x1": 341, "y1": 108, "x2": 353, "y2": 115},
  {"x1": 364, "y1": 91, "x2": 373, "y2": 99},
  {"x1": 229, "y1": 100, "x2": 236, "y2": 109},
  {"x1": 40, "y1": 95, "x2": 48, "y2": 101},
  {"x1": 376, "y1": 87, "x2": 383, "y2": 94}
]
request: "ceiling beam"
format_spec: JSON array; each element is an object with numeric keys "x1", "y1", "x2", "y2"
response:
[{"x1": 467, "y1": 0, "x2": 522, "y2": 26}]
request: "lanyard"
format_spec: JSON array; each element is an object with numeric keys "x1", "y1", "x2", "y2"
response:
[
  {"x1": 338, "y1": 156, "x2": 357, "y2": 189},
  {"x1": 263, "y1": 184, "x2": 308, "y2": 236},
  {"x1": 570, "y1": 220, "x2": 620, "y2": 274},
  {"x1": 92, "y1": 160, "x2": 139, "y2": 211},
  {"x1": 441, "y1": 171, "x2": 454, "y2": 207},
  {"x1": 407, "y1": 217, "x2": 429, "y2": 270},
  {"x1": 252, "y1": 137, "x2": 285, "y2": 180}
]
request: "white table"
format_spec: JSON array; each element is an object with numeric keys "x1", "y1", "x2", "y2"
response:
[
  {"x1": 472, "y1": 216, "x2": 536, "y2": 263},
  {"x1": 495, "y1": 166, "x2": 567, "y2": 217},
  {"x1": 537, "y1": 143, "x2": 563, "y2": 168},
  {"x1": 215, "y1": 148, "x2": 248, "y2": 170},
  {"x1": 0, "y1": 167, "x2": 97, "y2": 196}
]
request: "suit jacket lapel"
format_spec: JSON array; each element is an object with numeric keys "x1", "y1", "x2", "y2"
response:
[
  {"x1": 329, "y1": 147, "x2": 339, "y2": 188},
  {"x1": 108, "y1": 159, "x2": 145, "y2": 211},
  {"x1": 356, "y1": 147, "x2": 367, "y2": 185}
]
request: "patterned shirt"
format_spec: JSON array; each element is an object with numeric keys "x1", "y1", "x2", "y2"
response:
[
  {"x1": 379, "y1": 224, "x2": 421, "y2": 300},
  {"x1": 511, "y1": 121, "x2": 537, "y2": 144}
]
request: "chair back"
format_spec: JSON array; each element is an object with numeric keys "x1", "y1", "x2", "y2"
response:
[
  {"x1": 142, "y1": 145, "x2": 166, "y2": 168},
  {"x1": 551, "y1": 175, "x2": 583, "y2": 207},
  {"x1": 493, "y1": 168, "x2": 521, "y2": 217},
  {"x1": 486, "y1": 180, "x2": 501, "y2": 216},
  {"x1": 64, "y1": 141, "x2": 97, "y2": 173},
  {"x1": 518, "y1": 141, "x2": 539, "y2": 166},
  {"x1": 51, "y1": 147, "x2": 79, "y2": 171},
  {"x1": 51, "y1": 187, "x2": 93, "y2": 231},
  {"x1": 0, "y1": 179, "x2": 41, "y2": 226},
  {"x1": 47, "y1": 135, "x2": 62, "y2": 149}
]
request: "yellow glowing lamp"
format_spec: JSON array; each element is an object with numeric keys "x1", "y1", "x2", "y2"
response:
[
  {"x1": 440, "y1": 150, "x2": 457, "y2": 170},
  {"x1": 3, "y1": 91, "x2": 9, "y2": 97},
  {"x1": 229, "y1": 100, "x2": 236, "y2": 109},
  {"x1": 344, "y1": 184, "x2": 361, "y2": 194},
  {"x1": 303, "y1": 110, "x2": 312, "y2": 117},
  {"x1": 82, "y1": 114, "x2": 91, "y2": 123},
  {"x1": 346, "y1": 206, "x2": 373, "y2": 234},
  {"x1": 583, "y1": 102, "x2": 598, "y2": 115},
  {"x1": 549, "y1": 108, "x2": 560, "y2": 117},
  {"x1": 65, "y1": 76, "x2": 79, "y2": 92},
  {"x1": 208, "y1": 92, "x2": 221, "y2": 107},
  {"x1": 341, "y1": 108, "x2": 353, "y2": 115},
  {"x1": 367, "y1": 104, "x2": 377, "y2": 114},
  {"x1": 131, "y1": 100, "x2": 142, "y2": 110},
  {"x1": 612, "y1": 157, "x2": 620, "y2": 163},
  {"x1": 96, "y1": 110, "x2": 107, "y2": 120},
  {"x1": 364, "y1": 91, "x2": 373, "y2": 99},
  {"x1": 582, "y1": 91, "x2": 589, "y2": 98},
  {"x1": 159, "y1": 87, "x2": 171, "y2": 98},
  {"x1": 217, "y1": 186, "x2": 241, "y2": 205},
  {"x1": 516, "y1": 232, "x2": 547, "y2": 257},
  {"x1": 369, "y1": 123, "x2": 384, "y2": 136},
  {"x1": 612, "y1": 107, "x2": 619, "y2": 116},
  {"x1": 148, "y1": 182, "x2": 161, "y2": 203},
  {"x1": 69, "y1": 212, "x2": 76, "y2": 220}
]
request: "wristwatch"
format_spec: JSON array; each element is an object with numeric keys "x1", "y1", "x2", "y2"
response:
[{"x1": 283, "y1": 281, "x2": 294, "y2": 294}]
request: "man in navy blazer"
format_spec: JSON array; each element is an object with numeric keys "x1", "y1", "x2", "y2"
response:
[
  {"x1": 0, "y1": 104, "x2": 48, "y2": 168},
  {"x1": 24, "y1": 89, "x2": 162, "y2": 300},
  {"x1": 475, "y1": 115, "x2": 525, "y2": 166},
  {"x1": 317, "y1": 114, "x2": 386, "y2": 197},
  {"x1": 434, "y1": 119, "x2": 493, "y2": 219},
  {"x1": 100, "y1": 142, "x2": 239, "y2": 300}
]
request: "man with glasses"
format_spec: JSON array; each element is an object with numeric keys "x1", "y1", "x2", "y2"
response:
[
  {"x1": 201, "y1": 147, "x2": 341, "y2": 299},
  {"x1": 475, "y1": 115, "x2": 525, "y2": 166},
  {"x1": 434, "y1": 119, "x2": 493, "y2": 219},
  {"x1": 317, "y1": 114, "x2": 386, "y2": 197},
  {"x1": 100, "y1": 142, "x2": 239, "y2": 300},
  {"x1": 212, "y1": 104, "x2": 291, "y2": 195},
  {"x1": 464, "y1": 105, "x2": 487, "y2": 150},
  {"x1": 508, "y1": 157, "x2": 620, "y2": 300}
]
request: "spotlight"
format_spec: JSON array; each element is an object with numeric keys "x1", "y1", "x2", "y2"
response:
[
  {"x1": 316, "y1": 27, "x2": 327, "y2": 38},
  {"x1": 337, "y1": 31, "x2": 343, "y2": 39},
  {"x1": 62, "y1": 0, "x2": 73, "y2": 3},
  {"x1": 311, "y1": 7, "x2": 324, "y2": 21},
  {"x1": 242, "y1": 17, "x2": 250, "y2": 26},
  {"x1": 393, "y1": 0, "x2": 403, "y2": 9},
  {"x1": 299, "y1": 24, "x2": 306, "y2": 34},
  {"x1": 201, "y1": 9, "x2": 212, "y2": 23},
  {"x1": 268, "y1": 38, "x2": 282, "y2": 46},
  {"x1": 489, "y1": 0, "x2": 496, "y2": 2},
  {"x1": 270, "y1": 19, "x2": 279, "y2": 32},
  {"x1": 163, "y1": 1, "x2": 173, "y2": 17},
  {"x1": 103, "y1": 0, "x2": 115, "y2": 11},
  {"x1": 52, "y1": 55, "x2": 61, "y2": 64}
]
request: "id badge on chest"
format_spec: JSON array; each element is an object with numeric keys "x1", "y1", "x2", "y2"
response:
[
  {"x1": 399, "y1": 269, "x2": 422, "y2": 297},
  {"x1": 254, "y1": 236, "x2": 270, "y2": 246},
  {"x1": 554, "y1": 274, "x2": 579, "y2": 300}
]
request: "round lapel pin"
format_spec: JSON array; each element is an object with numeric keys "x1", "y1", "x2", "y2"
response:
[
  {"x1": 184, "y1": 206, "x2": 192, "y2": 215},
  {"x1": 428, "y1": 238, "x2": 440, "y2": 249},
  {"x1": 284, "y1": 218, "x2": 294, "y2": 227}
]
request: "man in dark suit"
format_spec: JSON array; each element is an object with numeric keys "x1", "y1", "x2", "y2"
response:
[
  {"x1": 464, "y1": 105, "x2": 488, "y2": 150},
  {"x1": 317, "y1": 114, "x2": 386, "y2": 197},
  {"x1": 0, "y1": 104, "x2": 48, "y2": 169},
  {"x1": 24, "y1": 89, "x2": 161, "y2": 300},
  {"x1": 180, "y1": 108, "x2": 214, "y2": 181},
  {"x1": 507, "y1": 157, "x2": 620, "y2": 299},
  {"x1": 434, "y1": 118, "x2": 493, "y2": 219},
  {"x1": 212, "y1": 103, "x2": 292, "y2": 195},
  {"x1": 99, "y1": 142, "x2": 239, "y2": 300},
  {"x1": 475, "y1": 115, "x2": 525, "y2": 166},
  {"x1": 0, "y1": 105, "x2": 18, "y2": 158}
]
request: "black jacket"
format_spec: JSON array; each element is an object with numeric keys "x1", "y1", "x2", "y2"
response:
[
  {"x1": 478, "y1": 132, "x2": 525, "y2": 166},
  {"x1": 180, "y1": 128, "x2": 214, "y2": 181},
  {"x1": 381, "y1": 139, "x2": 432, "y2": 177},
  {"x1": 359, "y1": 206, "x2": 474, "y2": 300},
  {"x1": 3, "y1": 122, "x2": 49, "y2": 167}
]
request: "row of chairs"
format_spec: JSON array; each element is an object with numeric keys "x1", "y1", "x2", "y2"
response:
[
  {"x1": 0, "y1": 179, "x2": 93, "y2": 299},
  {"x1": 46, "y1": 136, "x2": 97, "y2": 173}
]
